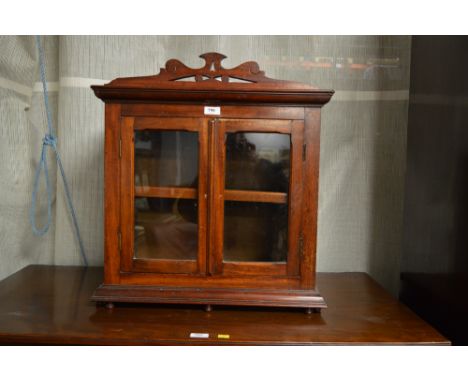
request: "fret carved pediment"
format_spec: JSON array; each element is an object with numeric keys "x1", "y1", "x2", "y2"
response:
[
  {"x1": 105, "y1": 52, "x2": 318, "y2": 89},
  {"x1": 160, "y1": 52, "x2": 268, "y2": 83}
]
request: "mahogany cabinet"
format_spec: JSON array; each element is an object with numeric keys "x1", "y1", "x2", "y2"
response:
[{"x1": 91, "y1": 53, "x2": 333, "y2": 312}]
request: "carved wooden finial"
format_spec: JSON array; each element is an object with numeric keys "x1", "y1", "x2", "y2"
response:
[{"x1": 199, "y1": 52, "x2": 227, "y2": 71}]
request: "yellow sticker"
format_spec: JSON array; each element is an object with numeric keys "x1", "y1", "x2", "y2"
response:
[{"x1": 217, "y1": 334, "x2": 230, "y2": 339}]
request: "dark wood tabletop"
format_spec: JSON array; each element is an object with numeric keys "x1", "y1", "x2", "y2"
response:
[{"x1": 0, "y1": 265, "x2": 449, "y2": 345}]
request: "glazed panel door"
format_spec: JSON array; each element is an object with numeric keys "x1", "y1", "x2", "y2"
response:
[
  {"x1": 120, "y1": 117, "x2": 208, "y2": 274},
  {"x1": 209, "y1": 118, "x2": 305, "y2": 277}
]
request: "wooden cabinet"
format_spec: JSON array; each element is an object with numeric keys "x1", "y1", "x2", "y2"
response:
[{"x1": 91, "y1": 53, "x2": 333, "y2": 312}]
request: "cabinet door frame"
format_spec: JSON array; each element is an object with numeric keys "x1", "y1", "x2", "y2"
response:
[
  {"x1": 119, "y1": 116, "x2": 209, "y2": 275},
  {"x1": 208, "y1": 118, "x2": 305, "y2": 277}
]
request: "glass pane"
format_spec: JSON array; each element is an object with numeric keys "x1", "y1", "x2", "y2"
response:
[
  {"x1": 224, "y1": 201, "x2": 288, "y2": 262},
  {"x1": 225, "y1": 132, "x2": 290, "y2": 192},
  {"x1": 134, "y1": 197, "x2": 198, "y2": 260},
  {"x1": 135, "y1": 130, "x2": 198, "y2": 188}
]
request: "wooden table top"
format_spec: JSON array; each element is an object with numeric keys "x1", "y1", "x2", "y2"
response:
[{"x1": 0, "y1": 266, "x2": 449, "y2": 345}]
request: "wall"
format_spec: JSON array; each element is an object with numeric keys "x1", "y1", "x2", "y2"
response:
[
  {"x1": 402, "y1": 36, "x2": 468, "y2": 275},
  {"x1": 400, "y1": 36, "x2": 468, "y2": 343},
  {"x1": 0, "y1": 36, "x2": 411, "y2": 295}
]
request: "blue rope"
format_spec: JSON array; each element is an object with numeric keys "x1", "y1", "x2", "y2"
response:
[{"x1": 30, "y1": 36, "x2": 88, "y2": 266}]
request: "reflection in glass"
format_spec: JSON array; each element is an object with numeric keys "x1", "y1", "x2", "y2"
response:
[
  {"x1": 224, "y1": 201, "x2": 288, "y2": 262},
  {"x1": 135, "y1": 130, "x2": 198, "y2": 188},
  {"x1": 225, "y1": 133, "x2": 290, "y2": 192},
  {"x1": 134, "y1": 197, "x2": 198, "y2": 260}
]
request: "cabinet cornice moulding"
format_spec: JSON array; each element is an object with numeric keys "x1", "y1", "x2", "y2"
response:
[{"x1": 91, "y1": 52, "x2": 334, "y2": 106}]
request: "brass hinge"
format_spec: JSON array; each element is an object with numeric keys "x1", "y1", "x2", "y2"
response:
[
  {"x1": 118, "y1": 231, "x2": 122, "y2": 252},
  {"x1": 303, "y1": 144, "x2": 307, "y2": 161}
]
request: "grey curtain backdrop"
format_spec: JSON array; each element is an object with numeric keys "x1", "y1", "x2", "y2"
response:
[{"x1": 0, "y1": 36, "x2": 410, "y2": 295}]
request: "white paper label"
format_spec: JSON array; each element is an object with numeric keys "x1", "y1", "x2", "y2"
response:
[
  {"x1": 204, "y1": 106, "x2": 221, "y2": 115},
  {"x1": 190, "y1": 332, "x2": 209, "y2": 339}
]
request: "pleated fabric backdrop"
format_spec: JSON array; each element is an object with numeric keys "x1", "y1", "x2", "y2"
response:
[{"x1": 0, "y1": 36, "x2": 410, "y2": 295}]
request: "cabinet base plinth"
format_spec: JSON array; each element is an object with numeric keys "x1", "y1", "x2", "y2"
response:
[{"x1": 91, "y1": 284, "x2": 327, "y2": 310}]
